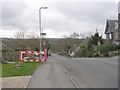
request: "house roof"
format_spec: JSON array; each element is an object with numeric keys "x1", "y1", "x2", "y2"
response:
[{"x1": 105, "y1": 20, "x2": 118, "y2": 34}]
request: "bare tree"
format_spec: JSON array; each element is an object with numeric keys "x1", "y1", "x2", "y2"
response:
[
  {"x1": 14, "y1": 30, "x2": 39, "y2": 39},
  {"x1": 26, "y1": 33, "x2": 36, "y2": 39},
  {"x1": 62, "y1": 35, "x2": 69, "y2": 38},
  {"x1": 14, "y1": 30, "x2": 39, "y2": 50},
  {"x1": 69, "y1": 32, "x2": 80, "y2": 38},
  {"x1": 14, "y1": 30, "x2": 27, "y2": 39},
  {"x1": 80, "y1": 33, "x2": 86, "y2": 39},
  {"x1": 63, "y1": 32, "x2": 86, "y2": 39}
]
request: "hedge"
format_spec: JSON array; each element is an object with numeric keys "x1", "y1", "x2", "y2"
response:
[
  {"x1": 97, "y1": 44, "x2": 120, "y2": 53},
  {"x1": 74, "y1": 48, "x2": 88, "y2": 57}
]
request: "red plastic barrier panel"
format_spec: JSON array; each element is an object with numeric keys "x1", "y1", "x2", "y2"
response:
[
  {"x1": 20, "y1": 50, "x2": 46, "y2": 62},
  {"x1": 43, "y1": 49, "x2": 47, "y2": 63}
]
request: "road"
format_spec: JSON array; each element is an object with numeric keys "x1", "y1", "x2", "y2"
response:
[{"x1": 27, "y1": 54, "x2": 118, "y2": 88}]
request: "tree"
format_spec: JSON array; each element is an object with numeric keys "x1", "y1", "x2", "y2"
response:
[
  {"x1": 14, "y1": 30, "x2": 27, "y2": 39},
  {"x1": 45, "y1": 40, "x2": 51, "y2": 52},
  {"x1": 87, "y1": 30, "x2": 104, "y2": 57},
  {"x1": 14, "y1": 30, "x2": 38, "y2": 39},
  {"x1": 69, "y1": 32, "x2": 80, "y2": 38},
  {"x1": 62, "y1": 35, "x2": 69, "y2": 38},
  {"x1": 14, "y1": 30, "x2": 40, "y2": 50},
  {"x1": 90, "y1": 29, "x2": 104, "y2": 46},
  {"x1": 80, "y1": 33, "x2": 86, "y2": 39}
]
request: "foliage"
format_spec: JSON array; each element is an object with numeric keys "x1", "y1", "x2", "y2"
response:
[
  {"x1": 96, "y1": 44, "x2": 120, "y2": 57},
  {"x1": 14, "y1": 30, "x2": 38, "y2": 39},
  {"x1": 90, "y1": 30, "x2": 104, "y2": 45},
  {"x1": 97, "y1": 44, "x2": 119, "y2": 53},
  {"x1": 34, "y1": 47, "x2": 39, "y2": 51},
  {"x1": 80, "y1": 44, "x2": 86, "y2": 48},
  {"x1": 45, "y1": 40, "x2": 51, "y2": 52},
  {"x1": 74, "y1": 48, "x2": 88, "y2": 57},
  {"x1": 69, "y1": 32, "x2": 80, "y2": 38},
  {"x1": 87, "y1": 52, "x2": 93, "y2": 57},
  {"x1": 2, "y1": 49, "x2": 8, "y2": 52},
  {"x1": 2, "y1": 51, "x2": 19, "y2": 62},
  {"x1": 50, "y1": 38, "x2": 81, "y2": 54},
  {"x1": 109, "y1": 51, "x2": 119, "y2": 57},
  {"x1": 63, "y1": 32, "x2": 85, "y2": 39},
  {"x1": 14, "y1": 30, "x2": 27, "y2": 39}
]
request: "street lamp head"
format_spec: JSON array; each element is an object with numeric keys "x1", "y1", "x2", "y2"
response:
[{"x1": 40, "y1": 7, "x2": 48, "y2": 9}]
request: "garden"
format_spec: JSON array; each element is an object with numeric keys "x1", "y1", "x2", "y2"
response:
[
  {"x1": 1, "y1": 49, "x2": 41, "y2": 77},
  {"x1": 74, "y1": 31, "x2": 120, "y2": 58}
]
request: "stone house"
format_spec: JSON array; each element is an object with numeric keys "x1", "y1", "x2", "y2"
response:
[{"x1": 105, "y1": 19, "x2": 119, "y2": 44}]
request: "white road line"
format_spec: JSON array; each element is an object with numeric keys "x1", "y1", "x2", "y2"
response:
[{"x1": 64, "y1": 67, "x2": 80, "y2": 88}]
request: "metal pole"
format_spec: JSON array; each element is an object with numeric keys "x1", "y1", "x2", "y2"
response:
[
  {"x1": 39, "y1": 8, "x2": 42, "y2": 60},
  {"x1": 39, "y1": 7, "x2": 48, "y2": 60}
]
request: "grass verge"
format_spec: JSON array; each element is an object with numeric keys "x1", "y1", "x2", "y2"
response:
[
  {"x1": 0, "y1": 64, "x2": 2, "y2": 78},
  {"x1": 2, "y1": 62, "x2": 40, "y2": 77}
]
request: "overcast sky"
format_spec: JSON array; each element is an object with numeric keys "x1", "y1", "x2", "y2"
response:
[{"x1": 0, "y1": 0, "x2": 119, "y2": 38}]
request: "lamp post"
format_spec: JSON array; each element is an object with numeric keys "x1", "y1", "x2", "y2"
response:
[{"x1": 39, "y1": 7, "x2": 48, "y2": 60}]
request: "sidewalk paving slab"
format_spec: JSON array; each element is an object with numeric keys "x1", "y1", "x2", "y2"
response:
[{"x1": 2, "y1": 76, "x2": 31, "y2": 88}]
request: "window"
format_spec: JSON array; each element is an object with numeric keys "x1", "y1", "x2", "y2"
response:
[{"x1": 114, "y1": 22, "x2": 118, "y2": 29}]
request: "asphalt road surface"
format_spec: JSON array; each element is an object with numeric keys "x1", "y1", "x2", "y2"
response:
[{"x1": 27, "y1": 54, "x2": 118, "y2": 88}]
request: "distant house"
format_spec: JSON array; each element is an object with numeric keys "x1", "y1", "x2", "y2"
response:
[{"x1": 105, "y1": 19, "x2": 119, "y2": 44}]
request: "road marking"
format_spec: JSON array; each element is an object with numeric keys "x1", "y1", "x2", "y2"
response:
[{"x1": 64, "y1": 67, "x2": 80, "y2": 88}]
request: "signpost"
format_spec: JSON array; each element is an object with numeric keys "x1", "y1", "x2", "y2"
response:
[{"x1": 41, "y1": 33, "x2": 46, "y2": 36}]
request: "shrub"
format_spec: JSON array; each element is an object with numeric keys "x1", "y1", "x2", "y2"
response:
[
  {"x1": 97, "y1": 44, "x2": 119, "y2": 53},
  {"x1": 74, "y1": 48, "x2": 88, "y2": 57},
  {"x1": 109, "y1": 51, "x2": 118, "y2": 57},
  {"x1": 87, "y1": 52, "x2": 93, "y2": 57},
  {"x1": 96, "y1": 44, "x2": 120, "y2": 57},
  {"x1": 2, "y1": 49, "x2": 8, "y2": 52},
  {"x1": 34, "y1": 47, "x2": 39, "y2": 51},
  {"x1": 80, "y1": 44, "x2": 86, "y2": 48},
  {"x1": 92, "y1": 52, "x2": 99, "y2": 57},
  {"x1": 2, "y1": 51, "x2": 19, "y2": 62}
]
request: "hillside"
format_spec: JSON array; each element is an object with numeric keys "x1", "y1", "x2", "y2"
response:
[{"x1": 1, "y1": 38, "x2": 84, "y2": 53}]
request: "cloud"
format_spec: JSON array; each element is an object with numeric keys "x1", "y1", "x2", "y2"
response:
[
  {"x1": 1, "y1": 2, "x2": 40, "y2": 31},
  {"x1": 1, "y1": 1, "x2": 118, "y2": 38},
  {"x1": 2, "y1": 2, "x2": 27, "y2": 29},
  {"x1": 118, "y1": 1, "x2": 120, "y2": 13},
  {"x1": 43, "y1": 2, "x2": 117, "y2": 36},
  {"x1": 53, "y1": 2, "x2": 117, "y2": 23}
]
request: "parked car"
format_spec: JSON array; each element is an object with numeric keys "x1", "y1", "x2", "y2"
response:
[{"x1": 48, "y1": 53, "x2": 51, "y2": 56}]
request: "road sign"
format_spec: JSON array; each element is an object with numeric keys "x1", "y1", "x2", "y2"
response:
[{"x1": 41, "y1": 33, "x2": 46, "y2": 35}]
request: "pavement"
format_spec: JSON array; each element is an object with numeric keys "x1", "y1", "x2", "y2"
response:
[
  {"x1": 2, "y1": 76, "x2": 31, "y2": 88},
  {"x1": 27, "y1": 58, "x2": 75, "y2": 88}
]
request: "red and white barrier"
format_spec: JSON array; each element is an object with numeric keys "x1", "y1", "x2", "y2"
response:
[{"x1": 20, "y1": 50, "x2": 47, "y2": 62}]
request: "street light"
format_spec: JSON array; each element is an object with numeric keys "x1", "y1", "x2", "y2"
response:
[{"x1": 39, "y1": 7, "x2": 48, "y2": 60}]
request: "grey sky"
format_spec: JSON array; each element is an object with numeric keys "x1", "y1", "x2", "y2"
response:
[{"x1": 0, "y1": 0, "x2": 118, "y2": 38}]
